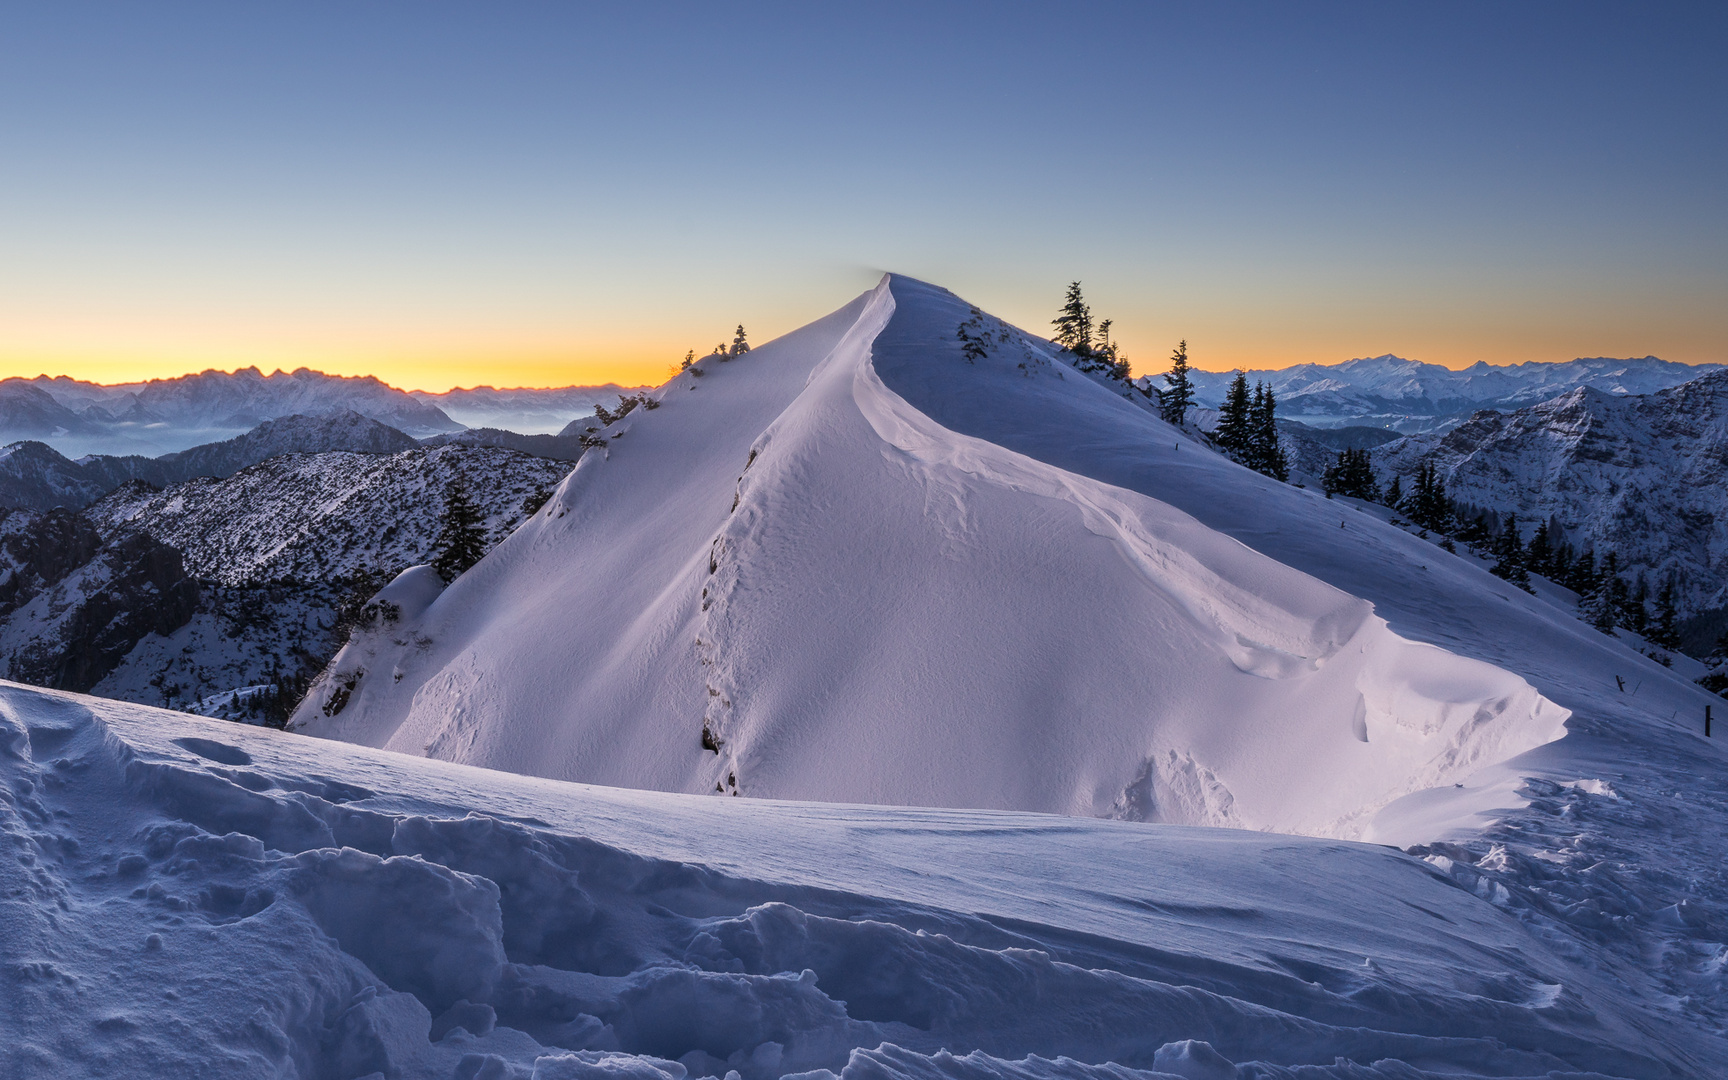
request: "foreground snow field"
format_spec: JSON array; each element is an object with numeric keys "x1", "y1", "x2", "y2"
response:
[{"x1": 5, "y1": 682, "x2": 1726, "y2": 1078}]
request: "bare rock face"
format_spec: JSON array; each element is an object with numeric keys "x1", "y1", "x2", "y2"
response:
[{"x1": 0, "y1": 508, "x2": 199, "y2": 692}]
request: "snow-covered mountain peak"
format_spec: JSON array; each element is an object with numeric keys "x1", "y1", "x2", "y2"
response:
[{"x1": 287, "y1": 274, "x2": 1594, "y2": 842}]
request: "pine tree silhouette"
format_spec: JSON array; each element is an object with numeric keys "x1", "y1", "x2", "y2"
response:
[
  {"x1": 1322, "y1": 448, "x2": 1379, "y2": 500},
  {"x1": 1648, "y1": 578, "x2": 1682, "y2": 650},
  {"x1": 1159, "y1": 340, "x2": 1195, "y2": 426},
  {"x1": 1489, "y1": 513, "x2": 1533, "y2": 591},
  {"x1": 1051, "y1": 282, "x2": 1094, "y2": 357},
  {"x1": 1215, "y1": 373, "x2": 1251, "y2": 457},
  {"x1": 1581, "y1": 551, "x2": 1624, "y2": 634},
  {"x1": 1249, "y1": 383, "x2": 1288, "y2": 481},
  {"x1": 434, "y1": 482, "x2": 489, "y2": 582},
  {"x1": 1526, "y1": 520, "x2": 1552, "y2": 577}
]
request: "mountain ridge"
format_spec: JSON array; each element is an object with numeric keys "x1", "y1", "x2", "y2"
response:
[
  {"x1": 0, "y1": 410, "x2": 425, "y2": 512},
  {"x1": 6, "y1": 368, "x2": 463, "y2": 456},
  {"x1": 1171, "y1": 352, "x2": 1721, "y2": 433},
  {"x1": 1373, "y1": 369, "x2": 1728, "y2": 618},
  {"x1": 292, "y1": 275, "x2": 1610, "y2": 843}
]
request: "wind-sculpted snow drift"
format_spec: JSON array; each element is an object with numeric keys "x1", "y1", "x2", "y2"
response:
[
  {"x1": 296, "y1": 276, "x2": 1564, "y2": 840},
  {"x1": 2, "y1": 684, "x2": 1713, "y2": 1078}
]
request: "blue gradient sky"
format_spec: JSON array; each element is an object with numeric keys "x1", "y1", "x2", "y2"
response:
[{"x1": 2, "y1": 2, "x2": 1724, "y2": 389}]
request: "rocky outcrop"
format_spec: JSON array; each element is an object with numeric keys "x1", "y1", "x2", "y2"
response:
[
  {"x1": 0, "y1": 509, "x2": 199, "y2": 692},
  {"x1": 1375, "y1": 370, "x2": 1728, "y2": 614}
]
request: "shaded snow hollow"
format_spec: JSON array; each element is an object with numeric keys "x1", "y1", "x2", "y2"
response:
[{"x1": 295, "y1": 276, "x2": 1567, "y2": 841}]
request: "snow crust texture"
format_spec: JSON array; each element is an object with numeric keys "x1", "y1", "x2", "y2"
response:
[
  {"x1": 4, "y1": 683, "x2": 1720, "y2": 1078},
  {"x1": 297, "y1": 277, "x2": 1565, "y2": 841}
]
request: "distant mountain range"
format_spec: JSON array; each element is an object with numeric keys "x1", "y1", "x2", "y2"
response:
[
  {"x1": 1373, "y1": 370, "x2": 1728, "y2": 630},
  {"x1": 410, "y1": 383, "x2": 647, "y2": 435},
  {"x1": 0, "y1": 367, "x2": 640, "y2": 456},
  {"x1": 1169, "y1": 354, "x2": 1722, "y2": 433},
  {"x1": 2, "y1": 368, "x2": 461, "y2": 455},
  {"x1": 0, "y1": 411, "x2": 421, "y2": 511},
  {"x1": 11, "y1": 357, "x2": 1711, "y2": 461}
]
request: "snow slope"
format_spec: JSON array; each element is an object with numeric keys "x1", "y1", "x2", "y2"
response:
[
  {"x1": 296, "y1": 277, "x2": 1568, "y2": 841},
  {"x1": 5, "y1": 681, "x2": 1721, "y2": 1078}
]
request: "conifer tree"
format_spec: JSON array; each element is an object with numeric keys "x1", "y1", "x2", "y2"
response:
[
  {"x1": 1159, "y1": 340, "x2": 1195, "y2": 426},
  {"x1": 730, "y1": 325, "x2": 750, "y2": 357},
  {"x1": 1548, "y1": 540, "x2": 1573, "y2": 586},
  {"x1": 1403, "y1": 463, "x2": 1453, "y2": 534},
  {"x1": 1623, "y1": 575, "x2": 1650, "y2": 634},
  {"x1": 1248, "y1": 383, "x2": 1288, "y2": 481},
  {"x1": 1248, "y1": 383, "x2": 1268, "y2": 469},
  {"x1": 1092, "y1": 318, "x2": 1129, "y2": 379},
  {"x1": 1489, "y1": 513, "x2": 1533, "y2": 591},
  {"x1": 1582, "y1": 578, "x2": 1618, "y2": 633},
  {"x1": 1579, "y1": 550, "x2": 1625, "y2": 634},
  {"x1": 1569, "y1": 549, "x2": 1598, "y2": 596},
  {"x1": 1352, "y1": 448, "x2": 1379, "y2": 500},
  {"x1": 1321, "y1": 448, "x2": 1380, "y2": 500},
  {"x1": 1215, "y1": 372, "x2": 1251, "y2": 457},
  {"x1": 1051, "y1": 282, "x2": 1094, "y2": 357},
  {"x1": 433, "y1": 481, "x2": 489, "y2": 583},
  {"x1": 1384, "y1": 473, "x2": 1402, "y2": 510},
  {"x1": 1648, "y1": 578, "x2": 1681, "y2": 650},
  {"x1": 1526, "y1": 520, "x2": 1552, "y2": 577},
  {"x1": 1582, "y1": 584, "x2": 1616, "y2": 635},
  {"x1": 1454, "y1": 509, "x2": 1491, "y2": 552},
  {"x1": 1603, "y1": 551, "x2": 1629, "y2": 618}
]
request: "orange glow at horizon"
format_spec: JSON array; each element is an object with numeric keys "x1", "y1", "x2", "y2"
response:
[
  {"x1": 4, "y1": 334, "x2": 1720, "y2": 392},
  {"x1": 1, "y1": 306, "x2": 1720, "y2": 391},
  {"x1": 0, "y1": 350, "x2": 679, "y2": 394}
]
